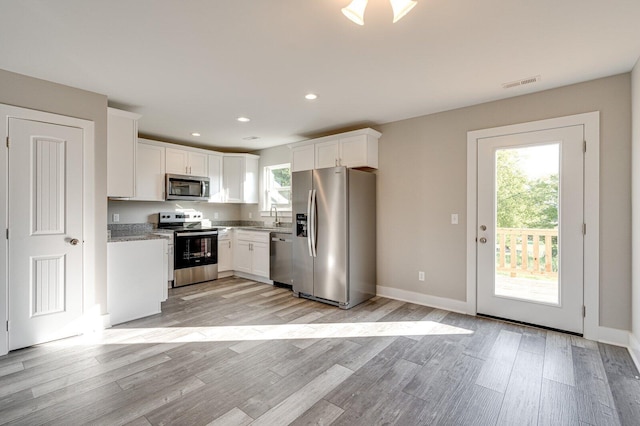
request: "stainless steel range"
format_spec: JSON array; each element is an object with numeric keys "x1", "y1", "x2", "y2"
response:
[{"x1": 158, "y1": 211, "x2": 218, "y2": 287}]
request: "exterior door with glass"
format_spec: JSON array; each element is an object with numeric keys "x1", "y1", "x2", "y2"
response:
[{"x1": 476, "y1": 125, "x2": 584, "y2": 334}]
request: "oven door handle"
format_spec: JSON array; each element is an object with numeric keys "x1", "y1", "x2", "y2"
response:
[{"x1": 176, "y1": 231, "x2": 218, "y2": 237}]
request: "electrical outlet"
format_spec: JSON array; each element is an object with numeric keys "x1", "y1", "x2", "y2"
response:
[
  {"x1": 214, "y1": 212, "x2": 219, "y2": 219},
  {"x1": 249, "y1": 212, "x2": 253, "y2": 219},
  {"x1": 451, "y1": 214, "x2": 458, "y2": 225},
  {"x1": 113, "y1": 213, "x2": 119, "y2": 223},
  {"x1": 418, "y1": 271, "x2": 425, "y2": 281}
]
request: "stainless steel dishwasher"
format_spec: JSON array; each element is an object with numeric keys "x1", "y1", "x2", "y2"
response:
[{"x1": 270, "y1": 232, "x2": 293, "y2": 287}]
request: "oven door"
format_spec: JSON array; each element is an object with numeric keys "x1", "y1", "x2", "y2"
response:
[
  {"x1": 174, "y1": 231, "x2": 218, "y2": 269},
  {"x1": 174, "y1": 230, "x2": 219, "y2": 287}
]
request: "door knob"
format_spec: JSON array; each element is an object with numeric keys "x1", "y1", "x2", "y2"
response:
[
  {"x1": 479, "y1": 237, "x2": 487, "y2": 244},
  {"x1": 70, "y1": 238, "x2": 80, "y2": 246}
]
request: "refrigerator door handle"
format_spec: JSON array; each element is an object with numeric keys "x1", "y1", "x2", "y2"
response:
[
  {"x1": 307, "y1": 189, "x2": 313, "y2": 257},
  {"x1": 310, "y1": 189, "x2": 317, "y2": 258}
]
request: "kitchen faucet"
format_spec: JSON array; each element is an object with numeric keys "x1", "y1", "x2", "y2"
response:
[{"x1": 270, "y1": 205, "x2": 279, "y2": 226}]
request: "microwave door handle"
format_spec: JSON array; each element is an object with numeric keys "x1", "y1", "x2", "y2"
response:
[{"x1": 201, "y1": 180, "x2": 205, "y2": 197}]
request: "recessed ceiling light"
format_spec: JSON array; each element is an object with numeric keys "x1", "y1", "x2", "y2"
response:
[
  {"x1": 305, "y1": 93, "x2": 318, "y2": 100},
  {"x1": 237, "y1": 116, "x2": 251, "y2": 123},
  {"x1": 191, "y1": 132, "x2": 201, "y2": 137},
  {"x1": 243, "y1": 136, "x2": 260, "y2": 141}
]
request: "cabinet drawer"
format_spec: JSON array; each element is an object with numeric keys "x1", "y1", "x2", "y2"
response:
[{"x1": 235, "y1": 230, "x2": 270, "y2": 243}]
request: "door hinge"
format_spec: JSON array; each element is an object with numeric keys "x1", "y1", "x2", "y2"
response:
[
  {"x1": 5, "y1": 229, "x2": 8, "y2": 240},
  {"x1": 6, "y1": 321, "x2": 8, "y2": 332},
  {"x1": 583, "y1": 306, "x2": 586, "y2": 318},
  {"x1": 583, "y1": 223, "x2": 586, "y2": 235},
  {"x1": 583, "y1": 140, "x2": 587, "y2": 153},
  {"x1": 5, "y1": 136, "x2": 8, "y2": 148}
]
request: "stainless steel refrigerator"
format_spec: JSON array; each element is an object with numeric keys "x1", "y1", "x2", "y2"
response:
[{"x1": 292, "y1": 166, "x2": 376, "y2": 309}]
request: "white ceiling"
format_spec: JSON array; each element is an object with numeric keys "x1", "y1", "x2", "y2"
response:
[{"x1": 1, "y1": 0, "x2": 640, "y2": 151}]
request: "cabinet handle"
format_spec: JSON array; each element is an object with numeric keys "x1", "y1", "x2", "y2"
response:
[
  {"x1": 228, "y1": 241, "x2": 231, "y2": 248},
  {"x1": 335, "y1": 158, "x2": 338, "y2": 166}
]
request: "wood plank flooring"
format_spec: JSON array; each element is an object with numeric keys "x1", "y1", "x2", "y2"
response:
[{"x1": 1, "y1": 277, "x2": 639, "y2": 425}]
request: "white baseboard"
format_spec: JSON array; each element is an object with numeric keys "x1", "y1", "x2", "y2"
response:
[
  {"x1": 233, "y1": 272, "x2": 273, "y2": 285},
  {"x1": 376, "y1": 285, "x2": 470, "y2": 315},
  {"x1": 597, "y1": 326, "x2": 630, "y2": 347},
  {"x1": 629, "y1": 332, "x2": 640, "y2": 372},
  {"x1": 101, "y1": 313, "x2": 112, "y2": 330}
]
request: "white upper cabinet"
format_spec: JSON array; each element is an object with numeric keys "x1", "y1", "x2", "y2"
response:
[
  {"x1": 339, "y1": 134, "x2": 378, "y2": 168},
  {"x1": 166, "y1": 147, "x2": 208, "y2": 176},
  {"x1": 315, "y1": 140, "x2": 341, "y2": 169},
  {"x1": 291, "y1": 144, "x2": 315, "y2": 172},
  {"x1": 208, "y1": 153, "x2": 224, "y2": 202},
  {"x1": 290, "y1": 128, "x2": 381, "y2": 171},
  {"x1": 223, "y1": 154, "x2": 259, "y2": 204},
  {"x1": 107, "y1": 108, "x2": 141, "y2": 198},
  {"x1": 134, "y1": 139, "x2": 166, "y2": 201}
]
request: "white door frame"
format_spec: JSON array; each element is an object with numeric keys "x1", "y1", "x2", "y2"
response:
[
  {"x1": 0, "y1": 104, "x2": 95, "y2": 356},
  {"x1": 466, "y1": 112, "x2": 600, "y2": 340}
]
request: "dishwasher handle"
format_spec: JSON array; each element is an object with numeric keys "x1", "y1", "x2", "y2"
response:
[{"x1": 271, "y1": 237, "x2": 292, "y2": 242}]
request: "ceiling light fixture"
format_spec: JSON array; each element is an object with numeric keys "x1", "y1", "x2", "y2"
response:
[
  {"x1": 191, "y1": 132, "x2": 201, "y2": 137},
  {"x1": 305, "y1": 93, "x2": 318, "y2": 100},
  {"x1": 237, "y1": 117, "x2": 251, "y2": 123},
  {"x1": 341, "y1": 0, "x2": 417, "y2": 25}
]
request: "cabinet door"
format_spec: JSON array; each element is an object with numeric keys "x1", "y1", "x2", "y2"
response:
[
  {"x1": 218, "y1": 239, "x2": 232, "y2": 272},
  {"x1": 315, "y1": 140, "x2": 340, "y2": 169},
  {"x1": 243, "y1": 156, "x2": 259, "y2": 203},
  {"x1": 135, "y1": 142, "x2": 166, "y2": 201},
  {"x1": 251, "y1": 241, "x2": 270, "y2": 278},
  {"x1": 107, "y1": 110, "x2": 138, "y2": 197},
  {"x1": 233, "y1": 240, "x2": 252, "y2": 273},
  {"x1": 166, "y1": 148, "x2": 189, "y2": 175},
  {"x1": 208, "y1": 154, "x2": 224, "y2": 202},
  {"x1": 189, "y1": 151, "x2": 208, "y2": 176},
  {"x1": 292, "y1": 145, "x2": 314, "y2": 172},
  {"x1": 223, "y1": 156, "x2": 244, "y2": 203},
  {"x1": 340, "y1": 135, "x2": 369, "y2": 168}
]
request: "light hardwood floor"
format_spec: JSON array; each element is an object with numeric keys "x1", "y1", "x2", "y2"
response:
[{"x1": 1, "y1": 277, "x2": 639, "y2": 425}]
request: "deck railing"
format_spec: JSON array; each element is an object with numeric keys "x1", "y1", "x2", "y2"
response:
[{"x1": 496, "y1": 228, "x2": 558, "y2": 278}]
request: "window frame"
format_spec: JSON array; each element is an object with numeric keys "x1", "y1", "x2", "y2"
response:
[{"x1": 262, "y1": 163, "x2": 292, "y2": 213}]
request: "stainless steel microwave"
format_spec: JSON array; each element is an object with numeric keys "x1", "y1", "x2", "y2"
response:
[{"x1": 166, "y1": 174, "x2": 210, "y2": 201}]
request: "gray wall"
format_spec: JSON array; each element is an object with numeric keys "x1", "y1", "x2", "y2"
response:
[
  {"x1": 108, "y1": 200, "x2": 241, "y2": 225},
  {"x1": 377, "y1": 74, "x2": 632, "y2": 331},
  {"x1": 0, "y1": 68, "x2": 109, "y2": 315},
  {"x1": 632, "y1": 60, "x2": 640, "y2": 354}
]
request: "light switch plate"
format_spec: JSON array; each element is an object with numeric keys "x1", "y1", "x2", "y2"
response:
[
  {"x1": 113, "y1": 213, "x2": 120, "y2": 223},
  {"x1": 451, "y1": 214, "x2": 458, "y2": 225}
]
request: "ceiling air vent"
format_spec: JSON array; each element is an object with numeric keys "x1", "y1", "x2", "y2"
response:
[{"x1": 502, "y1": 75, "x2": 541, "y2": 89}]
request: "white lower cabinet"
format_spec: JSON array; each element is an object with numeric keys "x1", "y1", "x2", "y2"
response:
[
  {"x1": 108, "y1": 239, "x2": 165, "y2": 325},
  {"x1": 233, "y1": 230, "x2": 270, "y2": 278},
  {"x1": 218, "y1": 231, "x2": 233, "y2": 274}
]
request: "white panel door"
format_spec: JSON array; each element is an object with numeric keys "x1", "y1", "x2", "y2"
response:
[
  {"x1": 315, "y1": 141, "x2": 339, "y2": 169},
  {"x1": 135, "y1": 142, "x2": 166, "y2": 201},
  {"x1": 251, "y1": 241, "x2": 270, "y2": 278},
  {"x1": 223, "y1": 156, "x2": 243, "y2": 203},
  {"x1": 8, "y1": 118, "x2": 84, "y2": 350},
  {"x1": 476, "y1": 126, "x2": 584, "y2": 333},
  {"x1": 339, "y1": 135, "x2": 368, "y2": 167},
  {"x1": 188, "y1": 152, "x2": 208, "y2": 177},
  {"x1": 165, "y1": 148, "x2": 189, "y2": 175},
  {"x1": 208, "y1": 154, "x2": 224, "y2": 202}
]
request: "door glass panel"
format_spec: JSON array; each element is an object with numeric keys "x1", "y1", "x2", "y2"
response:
[{"x1": 494, "y1": 143, "x2": 560, "y2": 305}]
